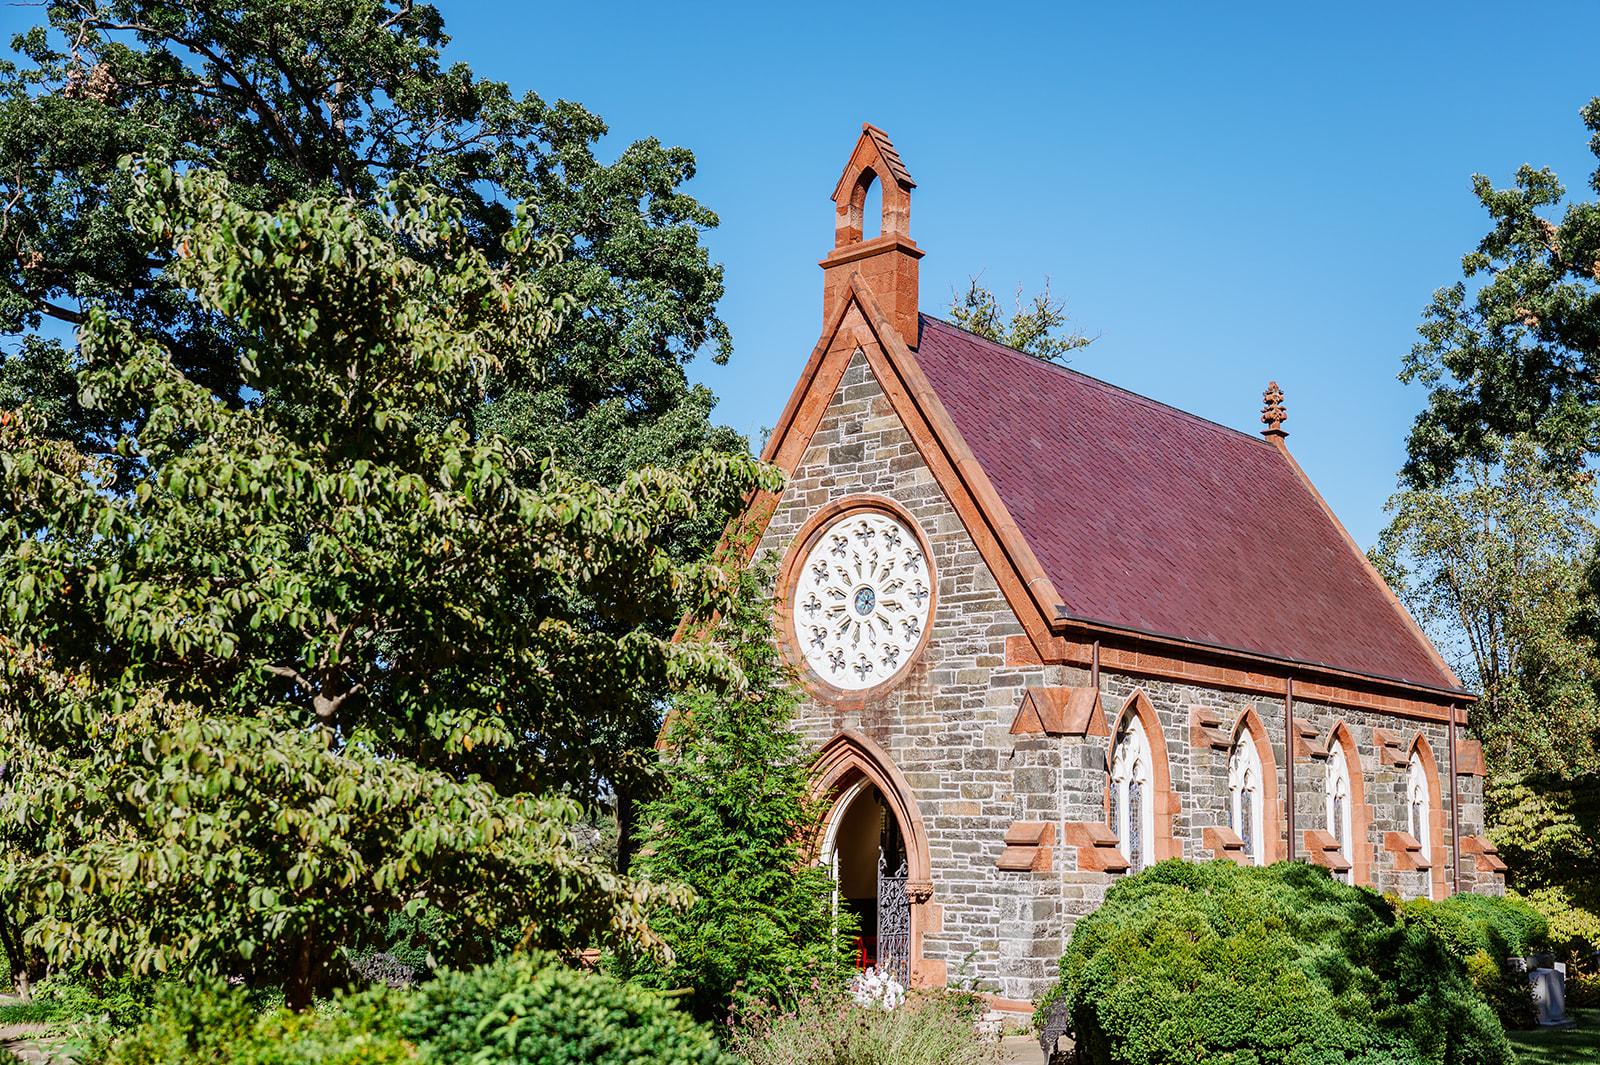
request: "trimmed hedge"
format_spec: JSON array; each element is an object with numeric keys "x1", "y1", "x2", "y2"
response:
[
  {"x1": 1036, "y1": 860, "x2": 1512, "y2": 1065},
  {"x1": 403, "y1": 954, "x2": 730, "y2": 1065}
]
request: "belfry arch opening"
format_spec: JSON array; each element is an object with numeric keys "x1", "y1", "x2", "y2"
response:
[{"x1": 858, "y1": 171, "x2": 883, "y2": 241}]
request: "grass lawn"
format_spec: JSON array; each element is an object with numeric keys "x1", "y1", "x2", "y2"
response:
[{"x1": 1506, "y1": 1008, "x2": 1600, "y2": 1063}]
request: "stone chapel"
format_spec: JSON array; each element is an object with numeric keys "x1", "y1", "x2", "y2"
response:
[{"x1": 745, "y1": 124, "x2": 1502, "y2": 1009}]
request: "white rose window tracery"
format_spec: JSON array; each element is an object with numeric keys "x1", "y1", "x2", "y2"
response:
[{"x1": 794, "y1": 510, "x2": 932, "y2": 691}]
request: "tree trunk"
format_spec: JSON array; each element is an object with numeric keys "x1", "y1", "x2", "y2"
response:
[
  {"x1": 615, "y1": 789, "x2": 636, "y2": 875},
  {"x1": 0, "y1": 898, "x2": 39, "y2": 998},
  {"x1": 283, "y1": 926, "x2": 322, "y2": 1012}
]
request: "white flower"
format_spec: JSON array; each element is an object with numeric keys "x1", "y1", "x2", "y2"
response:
[{"x1": 849, "y1": 965, "x2": 905, "y2": 1011}]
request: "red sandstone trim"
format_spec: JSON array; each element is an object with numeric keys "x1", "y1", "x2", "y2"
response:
[
  {"x1": 1328, "y1": 720, "x2": 1374, "y2": 887},
  {"x1": 809, "y1": 729, "x2": 939, "y2": 987},
  {"x1": 1408, "y1": 732, "x2": 1450, "y2": 900},
  {"x1": 746, "y1": 273, "x2": 1472, "y2": 719}
]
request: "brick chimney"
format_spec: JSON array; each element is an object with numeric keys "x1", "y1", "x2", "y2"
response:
[{"x1": 820, "y1": 124, "x2": 923, "y2": 347}]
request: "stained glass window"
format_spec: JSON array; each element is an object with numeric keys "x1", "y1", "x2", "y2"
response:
[
  {"x1": 1407, "y1": 749, "x2": 1432, "y2": 863},
  {"x1": 1110, "y1": 786, "x2": 1120, "y2": 839},
  {"x1": 1128, "y1": 780, "x2": 1144, "y2": 871},
  {"x1": 1241, "y1": 788, "x2": 1254, "y2": 861},
  {"x1": 1333, "y1": 795, "x2": 1345, "y2": 849}
]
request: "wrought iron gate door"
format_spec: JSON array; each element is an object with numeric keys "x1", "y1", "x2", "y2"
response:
[{"x1": 877, "y1": 851, "x2": 910, "y2": 986}]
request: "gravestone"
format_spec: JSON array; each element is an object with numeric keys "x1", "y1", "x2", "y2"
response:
[{"x1": 1524, "y1": 956, "x2": 1577, "y2": 1030}]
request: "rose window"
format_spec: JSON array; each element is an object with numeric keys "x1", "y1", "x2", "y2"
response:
[{"x1": 794, "y1": 510, "x2": 932, "y2": 690}]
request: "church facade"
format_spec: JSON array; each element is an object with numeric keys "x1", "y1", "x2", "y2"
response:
[{"x1": 745, "y1": 125, "x2": 1500, "y2": 1007}]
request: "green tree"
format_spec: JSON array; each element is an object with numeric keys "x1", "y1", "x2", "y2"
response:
[
  {"x1": 0, "y1": 0, "x2": 741, "y2": 486},
  {"x1": 0, "y1": 166, "x2": 780, "y2": 1007},
  {"x1": 1400, "y1": 97, "x2": 1600, "y2": 488},
  {"x1": 1483, "y1": 772, "x2": 1600, "y2": 904},
  {"x1": 1370, "y1": 436, "x2": 1600, "y2": 776},
  {"x1": 621, "y1": 559, "x2": 856, "y2": 1022},
  {"x1": 944, "y1": 275, "x2": 1095, "y2": 364}
]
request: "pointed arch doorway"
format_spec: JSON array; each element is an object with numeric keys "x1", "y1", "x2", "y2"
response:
[
  {"x1": 820, "y1": 781, "x2": 909, "y2": 978},
  {"x1": 812, "y1": 730, "x2": 934, "y2": 988}
]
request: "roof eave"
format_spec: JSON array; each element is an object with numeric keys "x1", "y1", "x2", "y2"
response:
[{"x1": 1050, "y1": 606, "x2": 1475, "y2": 703}]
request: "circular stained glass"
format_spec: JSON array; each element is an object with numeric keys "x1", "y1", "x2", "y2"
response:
[{"x1": 793, "y1": 510, "x2": 933, "y2": 691}]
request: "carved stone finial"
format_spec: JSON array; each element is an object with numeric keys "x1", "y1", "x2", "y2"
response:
[{"x1": 1261, "y1": 381, "x2": 1288, "y2": 442}]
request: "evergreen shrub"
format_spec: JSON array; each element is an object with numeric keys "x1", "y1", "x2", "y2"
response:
[
  {"x1": 91, "y1": 981, "x2": 409, "y2": 1065},
  {"x1": 1399, "y1": 892, "x2": 1548, "y2": 1027},
  {"x1": 403, "y1": 953, "x2": 729, "y2": 1065},
  {"x1": 621, "y1": 558, "x2": 856, "y2": 1020},
  {"x1": 1035, "y1": 860, "x2": 1513, "y2": 1065}
]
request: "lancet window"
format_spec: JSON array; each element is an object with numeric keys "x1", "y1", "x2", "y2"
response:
[
  {"x1": 1228, "y1": 733, "x2": 1265, "y2": 865},
  {"x1": 1325, "y1": 738, "x2": 1354, "y2": 882},
  {"x1": 1110, "y1": 714, "x2": 1155, "y2": 872},
  {"x1": 1407, "y1": 749, "x2": 1432, "y2": 863}
]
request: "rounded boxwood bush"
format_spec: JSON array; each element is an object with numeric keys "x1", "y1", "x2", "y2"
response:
[
  {"x1": 1035, "y1": 860, "x2": 1512, "y2": 1065},
  {"x1": 402, "y1": 953, "x2": 730, "y2": 1065}
]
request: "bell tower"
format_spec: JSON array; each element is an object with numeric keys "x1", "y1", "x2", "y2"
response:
[{"x1": 820, "y1": 124, "x2": 923, "y2": 347}]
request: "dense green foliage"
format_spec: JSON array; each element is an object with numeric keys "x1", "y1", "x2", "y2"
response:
[
  {"x1": 91, "y1": 982, "x2": 411, "y2": 1065},
  {"x1": 1400, "y1": 892, "x2": 1549, "y2": 961},
  {"x1": 728, "y1": 987, "x2": 997, "y2": 1065},
  {"x1": 1370, "y1": 436, "x2": 1600, "y2": 776},
  {"x1": 1486, "y1": 772, "x2": 1600, "y2": 920},
  {"x1": 1400, "y1": 97, "x2": 1600, "y2": 488},
  {"x1": 0, "y1": 971, "x2": 152, "y2": 1030},
  {"x1": 1514, "y1": 885, "x2": 1600, "y2": 951},
  {"x1": 93, "y1": 954, "x2": 731, "y2": 1064},
  {"x1": 1398, "y1": 893, "x2": 1547, "y2": 1028},
  {"x1": 0, "y1": 165, "x2": 778, "y2": 1005},
  {"x1": 1036, "y1": 860, "x2": 1512, "y2": 1065},
  {"x1": 0, "y1": 0, "x2": 742, "y2": 487},
  {"x1": 943, "y1": 276, "x2": 1094, "y2": 364},
  {"x1": 620, "y1": 559, "x2": 855, "y2": 1021},
  {"x1": 403, "y1": 954, "x2": 729, "y2": 1065}
]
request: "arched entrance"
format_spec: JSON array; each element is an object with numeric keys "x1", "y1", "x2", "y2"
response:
[
  {"x1": 821, "y1": 781, "x2": 910, "y2": 979},
  {"x1": 812, "y1": 730, "x2": 934, "y2": 988}
]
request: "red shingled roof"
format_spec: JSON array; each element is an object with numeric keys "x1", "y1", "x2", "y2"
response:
[{"x1": 913, "y1": 314, "x2": 1456, "y2": 691}]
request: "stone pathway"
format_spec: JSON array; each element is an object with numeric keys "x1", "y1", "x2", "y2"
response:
[
  {"x1": 0, "y1": 1023, "x2": 69, "y2": 1065},
  {"x1": 0, "y1": 995, "x2": 73, "y2": 1065},
  {"x1": 1001, "y1": 1032, "x2": 1046, "y2": 1063}
]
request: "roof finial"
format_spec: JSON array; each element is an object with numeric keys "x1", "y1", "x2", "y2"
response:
[{"x1": 1261, "y1": 381, "x2": 1288, "y2": 445}]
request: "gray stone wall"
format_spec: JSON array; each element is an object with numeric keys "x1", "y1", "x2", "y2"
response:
[
  {"x1": 757, "y1": 349, "x2": 1058, "y2": 999},
  {"x1": 762, "y1": 348, "x2": 1498, "y2": 1005}
]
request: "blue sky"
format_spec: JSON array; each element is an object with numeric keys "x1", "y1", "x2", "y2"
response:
[
  {"x1": 425, "y1": 2, "x2": 1600, "y2": 546},
  {"x1": 6, "y1": 2, "x2": 1596, "y2": 550},
  {"x1": 432, "y1": 1, "x2": 1600, "y2": 550}
]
